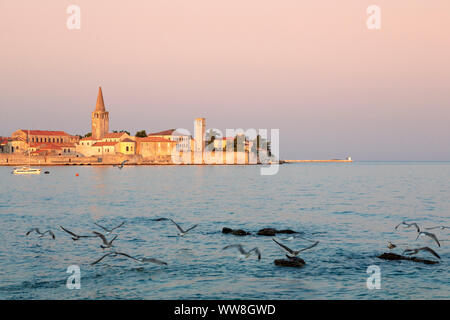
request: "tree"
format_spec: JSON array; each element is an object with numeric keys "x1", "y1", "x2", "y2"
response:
[
  {"x1": 84, "y1": 132, "x2": 92, "y2": 138},
  {"x1": 205, "y1": 129, "x2": 221, "y2": 150},
  {"x1": 135, "y1": 130, "x2": 147, "y2": 138},
  {"x1": 205, "y1": 129, "x2": 221, "y2": 144},
  {"x1": 113, "y1": 130, "x2": 130, "y2": 135}
]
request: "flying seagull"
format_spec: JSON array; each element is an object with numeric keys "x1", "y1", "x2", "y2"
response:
[
  {"x1": 395, "y1": 221, "x2": 421, "y2": 233},
  {"x1": 403, "y1": 247, "x2": 441, "y2": 260},
  {"x1": 223, "y1": 244, "x2": 261, "y2": 260},
  {"x1": 272, "y1": 237, "x2": 319, "y2": 258},
  {"x1": 113, "y1": 160, "x2": 128, "y2": 169},
  {"x1": 94, "y1": 221, "x2": 125, "y2": 235},
  {"x1": 425, "y1": 226, "x2": 450, "y2": 231},
  {"x1": 416, "y1": 231, "x2": 441, "y2": 247},
  {"x1": 91, "y1": 251, "x2": 167, "y2": 266},
  {"x1": 153, "y1": 218, "x2": 198, "y2": 236},
  {"x1": 60, "y1": 226, "x2": 97, "y2": 241},
  {"x1": 26, "y1": 228, "x2": 55, "y2": 239},
  {"x1": 93, "y1": 231, "x2": 118, "y2": 249}
]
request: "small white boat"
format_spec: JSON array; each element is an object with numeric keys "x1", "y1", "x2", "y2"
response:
[
  {"x1": 12, "y1": 166, "x2": 41, "y2": 175},
  {"x1": 12, "y1": 130, "x2": 41, "y2": 175}
]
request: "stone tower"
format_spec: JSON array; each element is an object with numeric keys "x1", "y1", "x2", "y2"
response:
[
  {"x1": 194, "y1": 118, "x2": 205, "y2": 164},
  {"x1": 194, "y1": 118, "x2": 206, "y2": 153},
  {"x1": 91, "y1": 87, "x2": 109, "y2": 140}
]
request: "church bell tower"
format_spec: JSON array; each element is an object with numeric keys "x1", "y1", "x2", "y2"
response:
[{"x1": 91, "y1": 87, "x2": 109, "y2": 140}]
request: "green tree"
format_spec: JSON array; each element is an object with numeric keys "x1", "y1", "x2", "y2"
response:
[
  {"x1": 113, "y1": 130, "x2": 130, "y2": 135},
  {"x1": 135, "y1": 130, "x2": 147, "y2": 137},
  {"x1": 84, "y1": 132, "x2": 92, "y2": 138}
]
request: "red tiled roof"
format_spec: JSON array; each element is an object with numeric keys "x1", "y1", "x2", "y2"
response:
[
  {"x1": 80, "y1": 137, "x2": 97, "y2": 141},
  {"x1": 21, "y1": 130, "x2": 71, "y2": 136},
  {"x1": 92, "y1": 142, "x2": 117, "y2": 147},
  {"x1": 135, "y1": 137, "x2": 175, "y2": 143},
  {"x1": 121, "y1": 138, "x2": 135, "y2": 143},
  {"x1": 36, "y1": 143, "x2": 62, "y2": 150},
  {"x1": 148, "y1": 129, "x2": 176, "y2": 136},
  {"x1": 103, "y1": 132, "x2": 128, "y2": 138}
]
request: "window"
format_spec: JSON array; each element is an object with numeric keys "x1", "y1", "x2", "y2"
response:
[{"x1": 126, "y1": 146, "x2": 129, "y2": 152}]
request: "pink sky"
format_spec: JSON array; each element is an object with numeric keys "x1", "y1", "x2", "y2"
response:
[{"x1": 1, "y1": 0, "x2": 450, "y2": 160}]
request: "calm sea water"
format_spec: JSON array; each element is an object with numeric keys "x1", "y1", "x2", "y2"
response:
[{"x1": 0, "y1": 162, "x2": 449, "y2": 300}]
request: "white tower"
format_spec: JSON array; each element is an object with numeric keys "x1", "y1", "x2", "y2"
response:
[{"x1": 194, "y1": 118, "x2": 205, "y2": 163}]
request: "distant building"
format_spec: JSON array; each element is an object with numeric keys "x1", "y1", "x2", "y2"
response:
[
  {"x1": 9, "y1": 129, "x2": 78, "y2": 154},
  {"x1": 147, "y1": 129, "x2": 191, "y2": 151},
  {"x1": 12, "y1": 129, "x2": 78, "y2": 144},
  {"x1": 135, "y1": 136, "x2": 177, "y2": 161},
  {"x1": 91, "y1": 87, "x2": 109, "y2": 140},
  {"x1": 213, "y1": 137, "x2": 234, "y2": 150},
  {"x1": 0, "y1": 137, "x2": 10, "y2": 153},
  {"x1": 194, "y1": 118, "x2": 205, "y2": 163},
  {"x1": 194, "y1": 118, "x2": 206, "y2": 153},
  {"x1": 102, "y1": 132, "x2": 129, "y2": 143}
]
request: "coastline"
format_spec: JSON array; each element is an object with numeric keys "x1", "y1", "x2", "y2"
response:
[{"x1": 0, "y1": 155, "x2": 353, "y2": 166}]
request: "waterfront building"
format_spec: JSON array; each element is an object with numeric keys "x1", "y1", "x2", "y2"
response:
[
  {"x1": 9, "y1": 130, "x2": 78, "y2": 154},
  {"x1": 135, "y1": 136, "x2": 177, "y2": 162},
  {"x1": 147, "y1": 129, "x2": 191, "y2": 151}
]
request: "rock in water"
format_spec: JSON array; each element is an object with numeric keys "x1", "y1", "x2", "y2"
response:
[
  {"x1": 274, "y1": 257, "x2": 306, "y2": 268},
  {"x1": 378, "y1": 252, "x2": 439, "y2": 265},
  {"x1": 257, "y1": 228, "x2": 278, "y2": 236},
  {"x1": 257, "y1": 228, "x2": 299, "y2": 236},
  {"x1": 277, "y1": 229, "x2": 298, "y2": 234},
  {"x1": 222, "y1": 227, "x2": 251, "y2": 236}
]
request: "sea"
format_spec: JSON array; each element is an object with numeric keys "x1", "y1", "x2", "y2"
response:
[{"x1": 0, "y1": 162, "x2": 449, "y2": 299}]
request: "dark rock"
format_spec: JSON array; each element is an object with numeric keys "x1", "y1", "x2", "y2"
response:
[
  {"x1": 257, "y1": 228, "x2": 278, "y2": 236},
  {"x1": 257, "y1": 228, "x2": 299, "y2": 236},
  {"x1": 222, "y1": 227, "x2": 251, "y2": 236},
  {"x1": 274, "y1": 257, "x2": 306, "y2": 268},
  {"x1": 378, "y1": 252, "x2": 439, "y2": 265},
  {"x1": 276, "y1": 229, "x2": 298, "y2": 234}
]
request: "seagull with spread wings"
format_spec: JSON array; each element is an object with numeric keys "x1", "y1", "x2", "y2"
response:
[
  {"x1": 425, "y1": 226, "x2": 450, "y2": 231},
  {"x1": 223, "y1": 244, "x2": 261, "y2": 260},
  {"x1": 60, "y1": 226, "x2": 97, "y2": 241},
  {"x1": 153, "y1": 217, "x2": 198, "y2": 236},
  {"x1": 416, "y1": 231, "x2": 441, "y2": 247},
  {"x1": 93, "y1": 231, "x2": 118, "y2": 249},
  {"x1": 395, "y1": 221, "x2": 421, "y2": 233},
  {"x1": 26, "y1": 228, "x2": 55, "y2": 239},
  {"x1": 272, "y1": 237, "x2": 319, "y2": 258},
  {"x1": 91, "y1": 251, "x2": 167, "y2": 266},
  {"x1": 113, "y1": 160, "x2": 128, "y2": 169},
  {"x1": 403, "y1": 247, "x2": 441, "y2": 260},
  {"x1": 94, "y1": 221, "x2": 125, "y2": 235}
]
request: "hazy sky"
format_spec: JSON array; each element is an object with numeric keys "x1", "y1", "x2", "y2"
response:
[{"x1": 1, "y1": 0, "x2": 449, "y2": 160}]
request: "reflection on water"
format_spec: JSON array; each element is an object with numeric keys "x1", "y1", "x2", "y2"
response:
[{"x1": 0, "y1": 162, "x2": 449, "y2": 299}]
